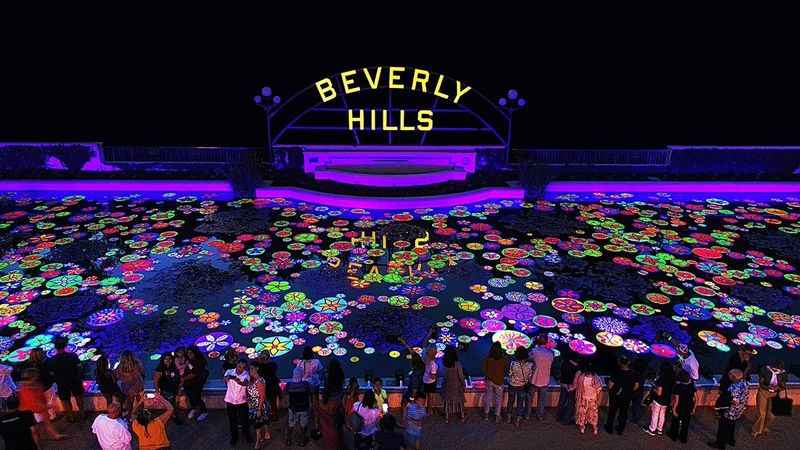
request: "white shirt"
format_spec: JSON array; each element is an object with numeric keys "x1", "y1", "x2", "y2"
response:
[
  {"x1": 224, "y1": 368, "x2": 250, "y2": 404},
  {"x1": 91, "y1": 414, "x2": 132, "y2": 450},
  {"x1": 680, "y1": 351, "x2": 700, "y2": 381}
]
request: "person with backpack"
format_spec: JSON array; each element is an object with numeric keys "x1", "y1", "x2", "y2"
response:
[
  {"x1": 350, "y1": 390, "x2": 381, "y2": 450},
  {"x1": 286, "y1": 366, "x2": 312, "y2": 447},
  {"x1": 506, "y1": 346, "x2": 533, "y2": 427}
]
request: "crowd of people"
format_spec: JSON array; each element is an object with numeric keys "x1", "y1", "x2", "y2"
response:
[{"x1": 0, "y1": 334, "x2": 792, "y2": 450}]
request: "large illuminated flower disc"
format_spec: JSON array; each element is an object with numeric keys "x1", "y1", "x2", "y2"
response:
[
  {"x1": 194, "y1": 332, "x2": 233, "y2": 353},
  {"x1": 256, "y1": 335, "x2": 294, "y2": 357},
  {"x1": 492, "y1": 330, "x2": 532, "y2": 354}
]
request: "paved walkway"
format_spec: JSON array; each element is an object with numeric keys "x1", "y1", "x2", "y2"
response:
[{"x1": 5, "y1": 407, "x2": 798, "y2": 450}]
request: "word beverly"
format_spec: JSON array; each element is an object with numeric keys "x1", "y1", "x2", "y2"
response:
[{"x1": 314, "y1": 66, "x2": 473, "y2": 132}]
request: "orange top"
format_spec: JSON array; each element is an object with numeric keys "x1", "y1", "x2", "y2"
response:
[
  {"x1": 18, "y1": 383, "x2": 47, "y2": 414},
  {"x1": 132, "y1": 418, "x2": 170, "y2": 450}
]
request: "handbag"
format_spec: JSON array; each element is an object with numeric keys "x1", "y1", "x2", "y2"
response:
[
  {"x1": 346, "y1": 404, "x2": 364, "y2": 433},
  {"x1": 772, "y1": 388, "x2": 793, "y2": 416}
]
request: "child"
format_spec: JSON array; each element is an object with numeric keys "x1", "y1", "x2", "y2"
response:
[
  {"x1": 374, "y1": 414, "x2": 405, "y2": 450},
  {"x1": 18, "y1": 368, "x2": 66, "y2": 441},
  {"x1": 372, "y1": 378, "x2": 389, "y2": 414},
  {"x1": 0, "y1": 364, "x2": 15, "y2": 412},
  {"x1": 285, "y1": 366, "x2": 311, "y2": 446},
  {"x1": 404, "y1": 392, "x2": 426, "y2": 450}
]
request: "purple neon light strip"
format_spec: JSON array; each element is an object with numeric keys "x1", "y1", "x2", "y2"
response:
[
  {"x1": 313, "y1": 169, "x2": 466, "y2": 187},
  {"x1": 255, "y1": 187, "x2": 524, "y2": 209},
  {"x1": 0, "y1": 180, "x2": 233, "y2": 192},
  {"x1": 546, "y1": 181, "x2": 800, "y2": 193}
]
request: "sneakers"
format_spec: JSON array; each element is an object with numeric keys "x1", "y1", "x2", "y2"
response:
[
  {"x1": 196, "y1": 412, "x2": 208, "y2": 422},
  {"x1": 643, "y1": 427, "x2": 655, "y2": 436}
]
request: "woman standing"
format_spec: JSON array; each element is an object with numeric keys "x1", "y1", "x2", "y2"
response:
[
  {"x1": 342, "y1": 377, "x2": 361, "y2": 450},
  {"x1": 183, "y1": 346, "x2": 209, "y2": 422},
  {"x1": 24, "y1": 349, "x2": 56, "y2": 421},
  {"x1": 18, "y1": 368, "x2": 66, "y2": 441},
  {"x1": 351, "y1": 390, "x2": 381, "y2": 450},
  {"x1": 443, "y1": 346, "x2": 466, "y2": 423},
  {"x1": 95, "y1": 354, "x2": 122, "y2": 410},
  {"x1": 316, "y1": 386, "x2": 344, "y2": 450},
  {"x1": 506, "y1": 347, "x2": 532, "y2": 427},
  {"x1": 422, "y1": 347, "x2": 439, "y2": 414},
  {"x1": 114, "y1": 350, "x2": 145, "y2": 416},
  {"x1": 752, "y1": 360, "x2": 787, "y2": 438},
  {"x1": 573, "y1": 363, "x2": 603, "y2": 435},
  {"x1": 247, "y1": 364, "x2": 271, "y2": 448},
  {"x1": 482, "y1": 342, "x2": 507, "y2": 423},
  {"x1": 153, "y1": 353, "x2": 182, "y2": 423},
  {"x1": 668, "y1": 369, "x2": 698, "y2": 444}
]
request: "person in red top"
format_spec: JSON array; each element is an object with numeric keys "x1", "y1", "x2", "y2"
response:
[{"x1": 18, "y1": 369, "x2": 66, "y2": 441}]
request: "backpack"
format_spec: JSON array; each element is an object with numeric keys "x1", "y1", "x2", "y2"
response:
[{"x1": 346, "y1": 404, "x2": 364, "y2": 433}]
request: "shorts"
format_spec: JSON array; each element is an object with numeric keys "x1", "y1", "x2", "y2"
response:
[
  {"x1": 288, "y1": 409, "x2": 309, "y2": 428},
  {"x1": 423, "y1": 382, "x2": 437, "y2": 394},
  {"x1": 56, "y1": 382, "x2": 84, "y2": 402},
  {"x1": 405, "y1": 432, "x2": 421, "y2": 449}
]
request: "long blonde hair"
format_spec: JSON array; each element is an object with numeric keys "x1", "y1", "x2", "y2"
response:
[{"x1": 118, "y1": 350, "x2": 142, "y2": 374}]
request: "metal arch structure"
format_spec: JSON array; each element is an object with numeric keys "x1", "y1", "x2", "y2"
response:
[{"x1": 267, "y1": 67, "x2": 511, "y2": 157}]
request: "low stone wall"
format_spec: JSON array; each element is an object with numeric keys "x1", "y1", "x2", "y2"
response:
[{"x1": 71, "y1": 376, "x2": 800, "y2": 411}]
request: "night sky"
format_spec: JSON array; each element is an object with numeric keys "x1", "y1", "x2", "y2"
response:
[{"x1": 1, "y1": 11, "x2": 798, "y2": 149}]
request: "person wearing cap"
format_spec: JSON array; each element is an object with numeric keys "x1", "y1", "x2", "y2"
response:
[
  {"x1": 676, "y1": 344, "x2": 699, "y2": 382},
  {"x1": 708, "y1": 369, "x2": 748, "y2": 449}
]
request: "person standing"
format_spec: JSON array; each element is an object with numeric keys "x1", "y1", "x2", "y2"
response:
[
  {"x1": 252, "y1": 350, "x2": 281, "y2": 421},
  {"x1": 719, "y1": 347, "x2": 754, "y2": 392},
  {"x1": 0, "y1": 364, "x2": 15, "y2": 413},
  {"x1": 247, "y1": 364, "x2": 271, "y2": 448},
  {"x1": 604, "y1": 356, "x2": 639, "y2": 435},
  {"x1": 668, "y1": 369, "x2": 698, "y2": 444},
  {"x1": 399, "y1": 338, "x2": 425, "y2": 412},
  {"x1": 91, "y1": 402, "x2": 132, "y2": 450},
  {"x1": 95, "y1": 355, "x2": 122, "y2": 410},
  {"x1": 0, "y1": 396, "x2": 39, "y2": 450},
  {"x1": 114, "y1": 351, "x2": 144, "y2": 416},
  {"x1": 708, "y1": 369, "x2": 748, "y2": 449},
  {"x1": 404, "y1": 392, "x2": 427, "y2": 450},
  {"x1": 752, "y1": 360, "x2": 787, "y2": 438},
  {"x1": 422, "y1": 347, "x2": 439, "y2": 414},
  {"x1": 644, "y1": 362, "x2": 675, "y2": 436},
  {"x1": 572, "y1": 362, "x2": 603, "y2": 435},
  {"x1": 442, "y1": 346, "x2": 466, "y2": 423},
  {"x1": 182, "y1": 346, "x2": 209, "y2": 422},
  {"x1": 286, "y1": 366, "x2": 312, "y2": 447},
  {"x1": 46, "y1": 336, "x2": 84, "y2": 422},
  {"x1": 528, "y1": 335, "x2": 554, "y2": 420},
  {"x1": 351, "y1": 390, "x2": 381, "y2": 450},
  {"x1": 556, "y1": 353, "x2": 579, "y2": 425},
  {"x1": 224, "y1": 359, "x2": 251, "y2": 446},
  {"x1": 482, "y1": 342, "x2": 507, "y2": 423},
  {"x1": 18, "y1": 368, "x2": 66, "y2": 441},
  {"x1": 22, "y1": 349, "x2": 55, "y2": 421},
  {"x1": 316, "y1": 387, "x2": 343, "y2": 450},
  {"x1": 152, "y1": 353, "x2": 182, "y2": 423},
  {"x1": 506, "y1": 346, "x2": 533, "y2": 427},
  {"x1": 676, "y1": 344, "x2": 700, "y2": 382}
]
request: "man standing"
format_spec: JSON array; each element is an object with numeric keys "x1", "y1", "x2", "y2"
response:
[
  {"x1": 46, "y1": 336, "x2": 84, "y2": 422},
  {"x1": 708, "y1": 369, "x2": 748, "y2": 449},
  {"x1": 556, "y1": 353, "x2": 579, "y2": 424},
  {"x1": 604, "y1": 356, "x2": 639, "y2": 435},
  {"x1": 224, "y1": 359, "x2": 251, "y2": 446},
  {"x1": 0, "y1": 396, "x2": 39, "y2": 450},
  {"x1": 91, "y1": 402, "x2": 131, "y2": 450},
  {"x1": 528, "y1": 335, "x2": 554, "y2": 420}
]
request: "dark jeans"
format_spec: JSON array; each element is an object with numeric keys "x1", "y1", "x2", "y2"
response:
[
  {"x1": 630, "y1": 391, "x2": 644, "y2": 424},
  {"x1": 605, "y1": 396, "x2": 631, "y2": 434},
  {"x1": 668, "y1": 413, "x2": 691, "y2": 443},
  {"x1": 185, "y1": 385, "x2": 207, "y2": 413},
  {"x1": 556, "y1": 386, "x2": 575, "y2": 424},
  {"x1": 226, "y1": 402, "x2": 250, "y2": 443},
  {"x1": 714, "y1": 417, "x2": 737, "y2": 449}
]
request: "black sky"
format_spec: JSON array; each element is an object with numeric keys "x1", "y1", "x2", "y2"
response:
[{"x1": 1, "y1": 9, "x2": 798, "y2": 148}]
